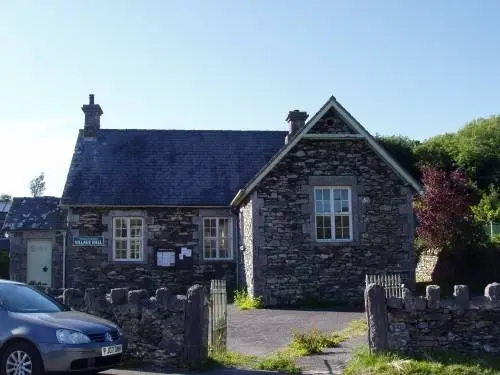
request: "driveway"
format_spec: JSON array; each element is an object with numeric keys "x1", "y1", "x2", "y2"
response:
[{"x1": 227, "y1": 304, "x2": 366, "y2": 374}]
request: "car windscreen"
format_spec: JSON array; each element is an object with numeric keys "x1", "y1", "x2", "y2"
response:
[{"x1": 0, "y1": 284, "x2": 64, "y2": 313}]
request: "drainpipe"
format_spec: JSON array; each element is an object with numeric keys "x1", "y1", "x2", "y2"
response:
[{"x1": 62, "y1": 230, "x2": 67, "y2": 289}]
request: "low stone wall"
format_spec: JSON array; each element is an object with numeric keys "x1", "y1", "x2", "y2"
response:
[
  {"x1": 365, "y1": 282, "x2": 500, "y2": 355},
  {"x1": 43, "y1": 284, "x2": 208, "y2": 368}
]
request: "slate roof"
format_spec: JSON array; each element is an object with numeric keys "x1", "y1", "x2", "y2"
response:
[
  {"x1": 2, "y1": 197, "x2": 66, "y2": 231},
  {"x1": 61, "y1": 129, "x2": 289, "y2": 206},
  {"x1": 0, "y1": 200, "x2": 11, "y2": 227}
]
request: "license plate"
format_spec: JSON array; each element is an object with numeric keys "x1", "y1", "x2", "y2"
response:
[{"x1": 101, "y1": 344, "x2": 123, "y2": 357}]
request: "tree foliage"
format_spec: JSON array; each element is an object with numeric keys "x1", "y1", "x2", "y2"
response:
[
  {"x1": 413, "y1": 166, "x2": 485, "y2": 252},
  {"x1": 376, "y1": 135, "x2": 421, "y2": 181},
  {"x1": 0, "y1": 194, "x2": 11, "y2": 201},
  {"x1": 415, "y1": 116, "x2": 500, "y2": 191},
  {"x1": 414, "y1": 133, "x2": 455, "y2": 172},
  {"x1": 29, "y1": 172, "x2": 46, "y2": 198},
  {"x1": 451, "y1": 116, "x2": 500, "y2": 190},
  {"x1": 472, "y1": 185, "x2": 500, "y2": 223}
]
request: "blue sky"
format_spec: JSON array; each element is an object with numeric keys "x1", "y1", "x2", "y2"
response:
[{"x1": 1, "y1": 1, "x2": 499, "y2": 196}]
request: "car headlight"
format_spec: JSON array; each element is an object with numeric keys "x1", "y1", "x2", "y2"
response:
[{"x1": 56, "y1": 329, "x2": 91, "y2": 344}]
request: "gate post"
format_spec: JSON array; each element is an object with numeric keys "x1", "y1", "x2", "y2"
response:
[{"x1": 365, "y1": 283, "x2": 389, "y2": 353}]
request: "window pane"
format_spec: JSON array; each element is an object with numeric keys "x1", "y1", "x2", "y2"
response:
[
  {"x1": 333, "y1": 198, "x2": 342, "y2": 213},
  {"x1": 115, "y1": 218, "x2": 127, "y2": 238},
  {"x1": 219, "y1": 219, "x2": 229, "y2": 238},
  {"x1": 334, "y1": 215, "x2": 350, "y2": 240},
  {"x1": 315, "y1": 190, "x2": 322, "y2": 200},
  {"x1": 333, "y1": 189, "x2": 341, "y2": 199},
  {"x1": 316, "y1": 216, "x2": 332, "y2": 240},
  {"x1": 204, "y1": 219, "x2": 212, "y2": 237},
  {"x1": 130, "y1": 218, "x2": 142, "y2": 238},
  {"x1": 219, "y1": 237, "x2": 229, "y2": 259},
  {"x1": 130, "y1": 239, "x2": 142, "y2": 259},
  {"x1": 341, "y1": 200, "x2": 350, "y2": 213},
  {"x1": 204, "y1": 238, "x2": 217, "y2": 258},
  {"x1": 115, "y1": 239, "x2": 127, "y2": 259},
  {"x1": 341, "y1": 189, "x2": 349, "y2": 200}
]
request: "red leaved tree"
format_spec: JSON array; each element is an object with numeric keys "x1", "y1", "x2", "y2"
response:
[{"x1": 414, "y1": 166, "x2": 484, "y2": 252}]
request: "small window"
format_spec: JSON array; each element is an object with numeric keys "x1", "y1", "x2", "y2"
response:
[
  {"x1": 314, "y1": 187, "x2": 353, "y2": 241},
  {"x1": 203, "y1": 218, "x2": 233, "y2": 260},
  {"x1": 113, "y1": 217, "x2": 144, "y2": 261}
]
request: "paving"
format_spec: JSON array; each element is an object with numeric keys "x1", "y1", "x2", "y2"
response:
[
  {"x1": 103, "y1": 304, "x2": 366, "y2": 375},
  {"x1": 227, "y1": 304, "x2": 366, "y2": 374}
]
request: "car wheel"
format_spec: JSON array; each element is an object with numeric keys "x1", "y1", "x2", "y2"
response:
[{"x1": 1, "y1": 342, "x2": 43, "y2": 375}]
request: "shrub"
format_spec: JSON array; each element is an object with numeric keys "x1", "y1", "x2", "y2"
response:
[
  {"x1": 234, "y1": 290, "x2": 263, "y2": 310},
  {"x1": 289, "y1": 325, "x2": 347, "y2": 355}
]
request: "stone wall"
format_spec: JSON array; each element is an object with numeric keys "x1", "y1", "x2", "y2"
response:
[
  {"x1": 366, "y1": 282, "x2": 500, "y2": 355},
  {"x1": 9, "y1": 230, "x2": 64, "y2": 288},
  {"x1": 67, "y1": 207, "x2": 236, "y2": 295},
  {"x1": 46, "y1": 284, "x2": 208, "y2": 367},
  {"x1": 307, "y1": 108, "x2": 357, "y2": 134},
  {"x1": 248, "y1": 136, "x2": 415, "y2": 306}
]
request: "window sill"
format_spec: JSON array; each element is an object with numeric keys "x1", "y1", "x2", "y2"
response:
[
  {"x1": 315, "y1": 240, "x2": 359, "y2": 247},
  {"x1": 108, "y1": 259, "x2": 146, "y2": 265},
  {"x1": 202, "y1": 258, "x2": 235, "y2": 263}
]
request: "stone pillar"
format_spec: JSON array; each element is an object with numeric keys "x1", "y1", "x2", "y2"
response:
[
  {"x1": 365, "y1": 283, "x2": 388, "y2": 353},
  {"x1": 183, "y1": 284, "x2": 209, "y2": 366}
]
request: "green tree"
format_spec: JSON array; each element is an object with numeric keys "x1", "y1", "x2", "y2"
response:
[
  {"x1": 414, "y1": 133, "x2": 456, "y2": 171},
  {"x1": 472, "y1": 185, "x2": 500, "y2": 223},
  {"x1": 450, "y1": 116, "x2": 500, "y2": 190},
  {"x1": 0, "y1": 194, "x2": 11, "y2": 200},
  {"x1": 376, "y1": 135, "x2": 421, "y2": 181},
  {"x1": 29, "y1": 172, "x2": 46, "y2": 197}
]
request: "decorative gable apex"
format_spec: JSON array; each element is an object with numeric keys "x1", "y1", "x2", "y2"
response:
[{"x1": 231, "y1": 96, "x2": 423, "y2": 207}]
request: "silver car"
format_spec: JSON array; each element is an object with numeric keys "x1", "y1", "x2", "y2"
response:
[{"x1": 0, "y1": 280, "x2": 127, "y2": 374}]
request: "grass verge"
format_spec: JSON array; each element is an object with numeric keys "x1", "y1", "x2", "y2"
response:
[
  {"x1": 234, "y1": 290, "x2": 264, "y2": 310},
  {"x1": 345, "y1": 347, "x2": 500, "y2": 375},
  {"x1": 209, "y1": 348, "x2": 301, "y2": 374},
  {"x1": 339, "y1": 318, "x2": 368, "y2": 338}
]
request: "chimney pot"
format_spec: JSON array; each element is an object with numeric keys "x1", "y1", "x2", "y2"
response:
[
  {"x1": 285, "y1": 110, "x2": 308, "y2": 143},
  {"x1": 89, "y1": 94, "x2": 94, "y2": 105}
]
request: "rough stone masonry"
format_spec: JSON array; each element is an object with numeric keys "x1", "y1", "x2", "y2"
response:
[
  {"x1": 366, "y1": 282, "x2": 500, "y2": 355},
  {"x1": 44, "y1": 284, "x2": 209, "y2": 368}
]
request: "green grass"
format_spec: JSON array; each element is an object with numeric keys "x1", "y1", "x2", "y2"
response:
[
  {"x1": 345, "y1": 348, "x2": 500, "y2": 375},
  {"x1": 339, "y1": 318, "x2": 368, "y2": 338},
  {"x1": 209, "y1": 348, "x2": 301, "y2": 374},
  {"x1": 233, "y1": 290, "x2": 264, "y2": 310},
  {"x1": 289, "y1": 325, "x2": 347, "y2": 355}
]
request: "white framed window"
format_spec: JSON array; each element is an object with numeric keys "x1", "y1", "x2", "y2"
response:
[
  {"x1": 314, "y1": 187, "x2": 353, "y2": 241},
  {"x1": 113, "y1": 217, "x2": 144, "y2": 261},
  {"x1": 203, "y1": 217, "x2": 233, "y2": 260}
]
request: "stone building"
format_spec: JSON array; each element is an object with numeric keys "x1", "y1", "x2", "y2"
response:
[
  {"x1": 232, "y1": 98, "x2": 422, "y2": 305},
  {"x1": 3, "y1": 197, "x2": 67, "y2": 287},
  {"x1": 60, "y1": 95, "x2": 286, "y2": 294},
  {"x1": 19, "y1": 94, "x2": 421, "y2": 305}
]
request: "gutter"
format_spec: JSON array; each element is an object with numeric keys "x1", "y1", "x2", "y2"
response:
[{"x1": 230, "y1": 189, "x2": 245, "y2": 207}]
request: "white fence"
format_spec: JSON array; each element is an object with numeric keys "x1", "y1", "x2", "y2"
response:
[{"x1": 365, "y1": 272, "x2": 404, "y2": 298}]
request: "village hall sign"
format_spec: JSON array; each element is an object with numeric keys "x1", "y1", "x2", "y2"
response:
[{"x1": 73, "y1": 236, "x2": 104, "y2": 247}]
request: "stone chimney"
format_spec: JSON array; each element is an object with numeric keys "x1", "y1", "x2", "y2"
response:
[
  {"x1": 285, "y1": 109, "x2": 308, "y2": 144},
  {"x1": 81, "y1": 94, "x2": 103, "y2": 137}
]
